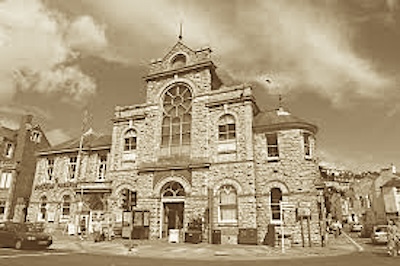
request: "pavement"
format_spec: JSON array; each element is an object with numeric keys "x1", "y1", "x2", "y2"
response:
[{"x1": 49, "y1": 232, "x2": 359, "y2": 261}]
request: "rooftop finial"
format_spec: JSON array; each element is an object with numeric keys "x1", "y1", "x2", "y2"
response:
[
  {"x1": 178, "y1": 22, "x2": 183, "y2": 41},
  {"x1": 279, "y1": 94, "x2": 283, "y2": 109}
]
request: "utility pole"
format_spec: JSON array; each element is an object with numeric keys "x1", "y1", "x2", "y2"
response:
[{"x1": 76, "y1": 109, "x2": 91, "y2": 239}]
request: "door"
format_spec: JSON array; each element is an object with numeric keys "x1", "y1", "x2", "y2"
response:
[{"x1": 163, "y1": 202, "x2": 184, "y2": 236}]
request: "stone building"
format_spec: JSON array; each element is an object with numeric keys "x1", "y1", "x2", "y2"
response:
[
  {"x1": 0, "y1": 115, "x2": 50, "y2": 222},
  {"x1": 27, "y1": 39, "x2": 324, "y2": 246},
  {"x1": 27, "y1": 131, "x2": 111, "y2": 235},
  {"x1": 108, "y1": 40, "x2": 323, "y2": 246}
]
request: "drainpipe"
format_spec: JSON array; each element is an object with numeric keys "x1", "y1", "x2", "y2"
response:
[{"x1": 208, "y1": 187, "x2": 213, "y2": 243}]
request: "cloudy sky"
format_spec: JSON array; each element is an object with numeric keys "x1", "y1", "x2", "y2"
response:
[{"x1": 0, "y1": 0, "x2": 399, "y2": 173}]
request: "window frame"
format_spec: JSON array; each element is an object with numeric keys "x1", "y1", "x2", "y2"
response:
[
  {"x1": 4, "y1": 142, "x2": 13, "y2": 158},
  {"x1": 217, "y1": 115, "x2": 237, "y2": 154},
  {"x1": 47, "y1": 158, "x2": 54, "y2": 181},
  {"x1": 218, "y1": 185, "x2": 238, "y2": 224},
  {"x1": 39, "y1": 196, "x2": 47, "y2": 222},
  {"x1": 303, "y1": 132, "x2": 312, "y2": 160},
  {"x1": 68, "y1": 156, "x2": 77, "y2": 180},
  {"x1": 124, "y1": 129, "x2": 137, "y2": 152},
  {"x1": 61, "y1": 195, "x2": 71, "y2": 220},
  {"x1": 266, "y1": 133, "x2": 279, "y2": 161},
  {"x1": 160, "y1": 83, "x2": 192, "y2": 157},
  {"x1": 0, "y1": 172, "x2": 12, "y2": 189},
  {"x1": 30, "y1": 130, "x2": 42, "y2": 143},
  {"x1": 97, "y1": 154, "x2": 107, "y2": 180},
  {"x1": 122, "y1": 129, "x2": 137, "y2": 162}
]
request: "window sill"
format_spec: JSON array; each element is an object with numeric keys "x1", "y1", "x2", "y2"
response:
[
  {"x1": 270, "y1": 220, "x2": 282, "y2": 225},
  {"x1": 217, "y1": 221, "x2": 238, "y2": 227},
  {"x1": 267, "y1": 157, "x2": 280, "y2": 162},
  {"x1": 218, "y1": 150, "x2": 236, "y2": 155},
  {"x1": 305, "y1": 156, "x2": 313, "y2": 161}
]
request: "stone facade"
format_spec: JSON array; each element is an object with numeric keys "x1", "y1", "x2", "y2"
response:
[
  {"x1": 108, "y1": 40, "x2": 323, "y2": 246},
  {"x1": 28, "y1": 40, "x2": 324, "y2": 246},
  {"x1": 0, "y1": 115, "x2": 50, "y2": 222},
  {"x1": 27, "y1": 134, "x2": 111, "y2": 234}
]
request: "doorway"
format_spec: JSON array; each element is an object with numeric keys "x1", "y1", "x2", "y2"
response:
[{"x1": 163, "y1": 202, "x2": 184, "y2": 237}]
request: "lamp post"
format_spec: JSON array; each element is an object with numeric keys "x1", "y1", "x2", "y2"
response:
[{"x1": 315, "y1": 183, "x2": 326, "y2": 247}]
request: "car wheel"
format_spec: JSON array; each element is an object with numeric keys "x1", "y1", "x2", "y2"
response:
[{"x1": 15, "y1": 240, "x2": 23, "y2": 250}]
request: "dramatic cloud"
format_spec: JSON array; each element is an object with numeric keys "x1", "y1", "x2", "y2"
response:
[
  {"x1": 66, "y1": 15, "x2": 108, "y2": 55},
  {"x1": 81, "y1": 0, "x2": 395, "y2": 108},
  {"x1": 0, "y1": 0, "x2": 108, "y2": 105}
]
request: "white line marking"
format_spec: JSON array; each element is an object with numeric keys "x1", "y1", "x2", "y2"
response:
[
  {"x1": 342, "y1": 231, "x2": 364, "y2": 252},
  {"x1": 0, "y1": 252, "x2": 69, "y2": 259}
]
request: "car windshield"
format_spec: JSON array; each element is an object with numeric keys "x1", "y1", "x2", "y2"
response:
[
  {"x1": 375, "y1": 227, "x2": 387, "y2": 233},
  {"x1": 24, "y1": 223, "x2": 45, "y2": 232}
]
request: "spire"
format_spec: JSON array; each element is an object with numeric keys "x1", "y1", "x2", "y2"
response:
[{"x1": 178, "y1": 22, "x2": 183, "y2": 41}]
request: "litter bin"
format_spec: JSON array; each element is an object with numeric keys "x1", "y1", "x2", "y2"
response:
[
  {"x1": 212, "y1": 230, "x2": 221, "y2": 244},
  {"x1": 168, "y1": 229, "x2": 180, "y2": 243}
]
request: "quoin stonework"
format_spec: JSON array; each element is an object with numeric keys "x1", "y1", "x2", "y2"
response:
[{"x1": 28, "y1": 39, "x2": 324, "y2": 246}]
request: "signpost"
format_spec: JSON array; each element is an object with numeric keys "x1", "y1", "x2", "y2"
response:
[{"x1": 280, "y1": 202, "x2": 295, "y2": 253}]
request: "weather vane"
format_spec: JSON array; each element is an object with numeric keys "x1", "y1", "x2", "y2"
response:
[
  {"x1": 266, "y1": 78, "x2": 283, "y2": 109},
  {"x1": 178, "y1": 22, "x2": 183, "y2": 41}
]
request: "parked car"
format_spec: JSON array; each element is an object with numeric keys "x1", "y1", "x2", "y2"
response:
[
  {"x1": 0, "y1": 221, "x2": 52, "y2": 250},
  {"x1": 351, "y1": 223, "x2": 363, "y2": 232},
  {"x1": 371, "y1": 225, "x2": 388, "y2": 245}
]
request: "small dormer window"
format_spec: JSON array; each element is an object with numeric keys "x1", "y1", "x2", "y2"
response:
[
  {"x1": 4, "y1": 143, "x2": 13, "y2": 158},
  {"x1": 31, "y1": 130, "x2": 41, "y2": 143},
  {"x1": 171, "y1": 54, "x2": 186, "y2": 69}
]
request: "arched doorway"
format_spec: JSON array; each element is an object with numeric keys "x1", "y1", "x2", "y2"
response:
[{"x1": 161, "y1": 181, "x2": 185, "y2": 238}]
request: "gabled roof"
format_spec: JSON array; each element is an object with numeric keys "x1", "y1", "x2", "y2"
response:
[
  {"x1": 253, "y1": 108, "x2": 318, "y2": 134},
  {"x1": 39, "y1": 132, "x2": 111, "y2": 155},
  {"x1": 0, "y1": 126, "x2": 17, "y2": 141},
  {"x1": 162, "y1": 41, "x2": 195, "y2": 62}
]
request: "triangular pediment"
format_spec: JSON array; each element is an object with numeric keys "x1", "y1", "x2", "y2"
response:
[
  {"x1": 147, "y1": 40, "x2": 213, "y2": 76},
  {"x1": 162, "y1": 41, "x2": 195, "y2": 62}
]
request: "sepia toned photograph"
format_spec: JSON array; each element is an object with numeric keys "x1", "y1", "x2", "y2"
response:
[{"x1": 0, "y1": 0, "x2": 399, "y2": 265}]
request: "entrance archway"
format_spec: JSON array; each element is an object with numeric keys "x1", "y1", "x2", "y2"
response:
[{"x1": 160, "y1": 181, "x2": 185, "y2": 238}]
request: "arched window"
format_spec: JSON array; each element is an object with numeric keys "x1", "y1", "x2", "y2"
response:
[
  {"x1": 161, "y1": 181, "x2": 185, "y2": 197},
  {"x1": 218, "y1": 185, "x2": 237, "y2": 223},
  {"x1": 270, "y1": 188, "x2": 282, "y2": 223},
  {"x1": 39, "y1": 196, "x2": 47, "y2": 221},
  {"x1": 123, "y1": 129, "x2": 137, "y2": 161},
  {"x1": 217, "y1": 115, "x2": 236, "y2": 154},
  {"x1": 161, "y1": 84, "x2": 192, "y2": 156},
  {"x1": 171, "y1": 54, "x2": 187, "y2": 69},
  {"x1": 61, "y1": 195, "x2": 71, "y2": 219},
  {"x1": 124, "y1": 129, "x2": 137, "y2": 151}
]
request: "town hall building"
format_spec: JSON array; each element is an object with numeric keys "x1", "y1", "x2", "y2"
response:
[{"x1": 28, "y1": 39, "x2": 324, "y2": 246}]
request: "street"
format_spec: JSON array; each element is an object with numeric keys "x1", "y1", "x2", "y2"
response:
[
  {"x1": 0, "y1": 229, "x2": 395, "y2": 265},
  {"x1": 0, "y1": 250, "x2": 399, "y2": 266}
]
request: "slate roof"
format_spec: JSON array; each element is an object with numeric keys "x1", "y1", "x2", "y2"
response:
[
  {"x1": 0, "y1": 126, "x2": 17, "y2": 141},
  {"x1": 253, "y1": 108, "x2": 318, "y2": 134},
  {"x1": 39, "y1": 132, "x2": 111, "y2": 155}
]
